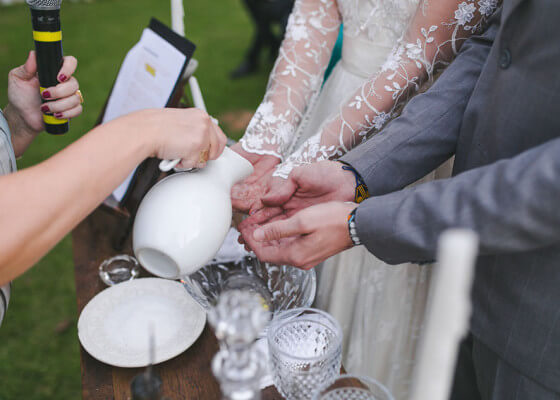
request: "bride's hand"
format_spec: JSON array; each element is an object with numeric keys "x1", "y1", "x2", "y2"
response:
[
  {"x1": 230, "y1": 142, "x2": 280, "y2": 182},
  {"x1": 231, "y1": 170, "x2": 279, "y2": 213},
  {"x1": 230, "y1": 142, "x2": 280, "y2": 212}
]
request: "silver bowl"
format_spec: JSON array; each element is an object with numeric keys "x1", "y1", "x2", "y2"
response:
[{"x1": 181, "y1": 255, "x2": 316, "y2": 315}]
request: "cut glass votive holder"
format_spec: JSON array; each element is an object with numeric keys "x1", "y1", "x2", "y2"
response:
[{"x1": 98, "y1": 254, "x2": 141, "y2": 286}]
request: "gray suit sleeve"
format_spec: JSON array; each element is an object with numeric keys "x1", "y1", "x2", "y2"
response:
[
  {"x1": 340, "y1": 14, "x2": 499, "y2": 196},
  {"x1": 356, "y1": 138, "x2": 560, "y2": 264}
]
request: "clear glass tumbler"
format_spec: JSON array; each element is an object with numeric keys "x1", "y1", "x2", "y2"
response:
[
  {"x1": 312, "y1": 374, "x2": 394, "y2": 400},
  {"x1": 267, "y1": 308, "x2": 343, "y2": 400}
]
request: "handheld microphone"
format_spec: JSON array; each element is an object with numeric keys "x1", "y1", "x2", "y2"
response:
[{"x1": 26, "y1": 0, "x2": 68, "y2": 135}]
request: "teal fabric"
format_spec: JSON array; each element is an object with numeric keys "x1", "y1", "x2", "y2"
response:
[{"x1": 323, "y1": 25, "x2": 343, "y2": 83}]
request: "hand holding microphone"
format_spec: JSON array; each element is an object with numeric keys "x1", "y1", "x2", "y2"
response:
[
  {"x1": 7, "y1": 51, "x2": 83, "y2": 153},
  {"x1": 26, "y1": 0, "x2": 81, "y2": 135}
]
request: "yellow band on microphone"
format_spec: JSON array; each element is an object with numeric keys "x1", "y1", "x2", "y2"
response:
[
  {"x1": 33, "y1": 30, "x2": 62, "y2": 42},
  {"x1": 43, "y1": 114, "x2": 68, "y2": 125}
]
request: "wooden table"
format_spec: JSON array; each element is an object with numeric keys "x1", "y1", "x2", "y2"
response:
[{"x1": 72, "y1": 207, "x2": 283, "y2": 399}]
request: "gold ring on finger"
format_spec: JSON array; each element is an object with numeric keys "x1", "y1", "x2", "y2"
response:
[
  {"x1": 198, "y1": 150, "x2": 209, "y2": 164},
  {"x1": 76, "y1": 89, "x2": 84, "y2": 105}
]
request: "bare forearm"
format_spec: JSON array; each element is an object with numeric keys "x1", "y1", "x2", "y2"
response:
[{"x1": 0, "y1": 117, "x2": 152, "y2": 284}]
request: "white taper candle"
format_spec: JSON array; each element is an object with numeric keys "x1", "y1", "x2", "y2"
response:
[
  {"x1": 409, "y1": 229, "x2": 479, "y2": 400},
  {"x1": 171, "y1": 0, "x2": 185, "y2": 37}
]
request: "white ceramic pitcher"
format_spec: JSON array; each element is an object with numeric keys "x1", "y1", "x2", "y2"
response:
[{"x1": 133, "y1": 147, "x2": 253, "y2": 279}]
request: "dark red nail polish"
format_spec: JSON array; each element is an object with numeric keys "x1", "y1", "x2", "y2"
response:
[
  {"x1": 54, "y1": 112, "x2": 63, "y2": 118},
  {"x1": 42, "y1": 90, "x2": 51, "y2": 99},
  {"x1": 58, "y1": 74, "x2": 67, "y2": 82},
  {"x1": 41, "y1": 105, "x2": 49, "y2": 113}
]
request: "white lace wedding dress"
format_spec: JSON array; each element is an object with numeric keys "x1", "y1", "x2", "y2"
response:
[{"x1": 239, "y1": 0, "x2": 498, "y2": 398}]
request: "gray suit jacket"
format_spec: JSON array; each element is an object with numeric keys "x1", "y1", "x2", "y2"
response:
[{"x1": 341, "y1": 1, "x2": 560, "y2": 391}]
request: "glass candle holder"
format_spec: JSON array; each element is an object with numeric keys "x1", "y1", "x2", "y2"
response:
[
  {"x1": 267, "y1": 308, "x2": 343, "y2": 400},
  {"x1": 313, "y1": 374, "x2": 394, "y2": 400},
  {"x1": 99, "y1": 254, "x2": 141, "y2": 286}
]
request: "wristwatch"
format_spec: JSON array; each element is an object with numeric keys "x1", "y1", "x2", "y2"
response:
[{"x1": 347, "y1": 207, "x2": 362, "y2": 246}]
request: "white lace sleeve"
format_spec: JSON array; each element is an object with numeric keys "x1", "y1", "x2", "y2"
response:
[
  {"x1": 274, "y1": 0, "x2": 499, "y2": 178},
  {"x1": 239, "y1": 0, "x2": 341, "y2": 160}
]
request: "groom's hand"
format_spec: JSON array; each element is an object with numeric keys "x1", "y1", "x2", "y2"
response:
[
  {"x1": 239, "y1": 160, "x2": 357, "y2": 231},
  {"x1": 240, "y1": 201, "x2": 357, "y2": 269},
  {"x1": 264, "y1": 160, "x2": 356, "y2": 210}
]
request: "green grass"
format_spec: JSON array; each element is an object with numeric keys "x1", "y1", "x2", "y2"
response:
[{"x1": 0, "y1": 1, "x2": 269, "y2": 398}]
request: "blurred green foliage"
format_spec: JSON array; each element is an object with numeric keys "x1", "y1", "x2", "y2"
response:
[{"x1": 0, "y1": 1, "x2": 269, "y2": 398}]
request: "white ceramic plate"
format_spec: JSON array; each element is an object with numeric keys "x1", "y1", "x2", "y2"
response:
[{"x1": 78, "y1": 278, "x2": 206, "y2": 368}]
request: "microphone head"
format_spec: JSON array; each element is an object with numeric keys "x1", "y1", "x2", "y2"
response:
[{"x1": 26, "y1": 0, "x2": 61, "y2": 10}]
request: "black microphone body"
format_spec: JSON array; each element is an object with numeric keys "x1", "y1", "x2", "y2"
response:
[{"x1": 28, "y1": 1, "x2": 68, "y2": 135}]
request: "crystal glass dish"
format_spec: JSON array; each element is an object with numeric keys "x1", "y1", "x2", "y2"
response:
[{"x1": 181, "y1": 255, "x2": 316, "y2": 315}]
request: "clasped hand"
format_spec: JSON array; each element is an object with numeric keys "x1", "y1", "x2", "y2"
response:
[{"x1": 235, "y1": 160, "x2": 360, "y2": 269}]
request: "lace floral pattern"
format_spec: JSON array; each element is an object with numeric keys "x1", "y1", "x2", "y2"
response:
[
  {"x1": 272, "y1": 0, "x2": 500, "y2": 178},
  {"x1": 240, "y1": 0, "x2": 500, "y2": 176},
  {"x1": 340, "y1": 0, "x2": 419, "y2": 41},
  {"x1": 240, "y1": 0, "x2": 341, "y2": 159}
]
